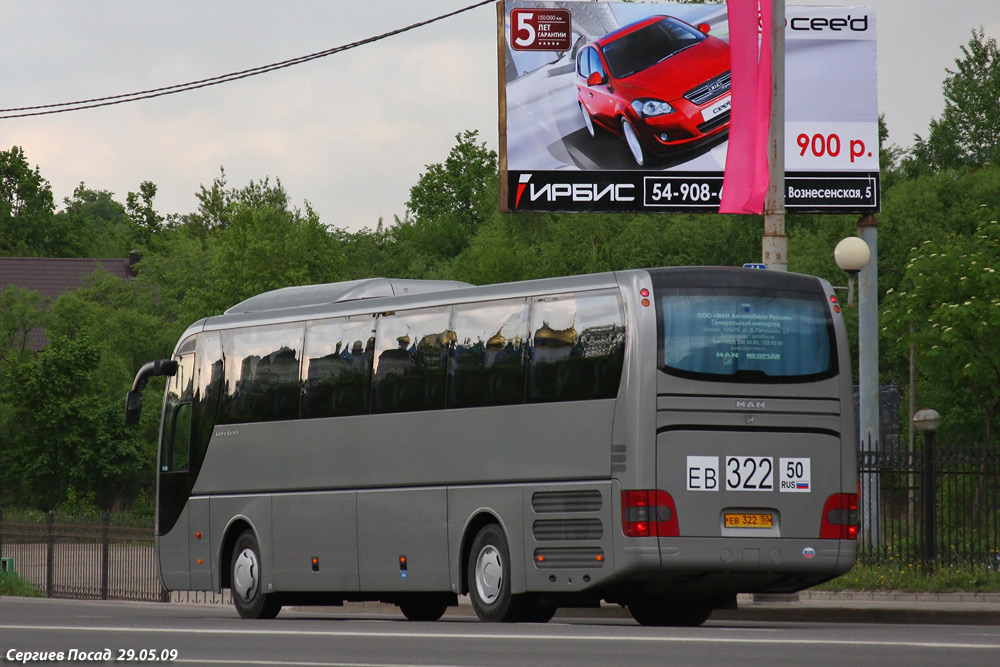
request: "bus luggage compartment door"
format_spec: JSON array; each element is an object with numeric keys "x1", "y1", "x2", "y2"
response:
[{"x1": 658, "y1": 429, "x2": 842, "y2": 543}]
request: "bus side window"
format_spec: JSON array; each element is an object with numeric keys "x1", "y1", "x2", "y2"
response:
[
  {"x1": 372, "y1": 308, "x2": 452, "y2": 413},
  {"x1": 527, "y1": 291, "x2": 625, "y2": 403},
  {"x1": 161, "y1": 353, "x2": 195, "y2": 472},
  {"x1": 220, "y1": 324, "x2": 305, "y2": 424},
  {"x1": 192, "y1": 333, "x2": 223, "y2": 475},
  {"x1": 301, "y1": 317, "x2": 374, "y2": 418},
  {"x1": 448, "y1": 299, "x2": 528, "y2": 409},
  {"x1": 169, "y1": 403, "x2": 192, "y2": 471}
]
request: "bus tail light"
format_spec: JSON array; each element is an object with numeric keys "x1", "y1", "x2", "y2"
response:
[
  {"x1": 820, "y1": 493, "x2": 858, "y2": 540},
  {"x1": 622, "y1": 490, "x2": 679, "y2": 537}
]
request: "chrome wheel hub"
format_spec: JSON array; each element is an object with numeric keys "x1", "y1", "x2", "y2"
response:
[
  {"x1": 475, "y1": 545, "x2": 503, "y2": 605},
  {"x1": 233, "y1": 548, "x2": 259, "y2": 602}
]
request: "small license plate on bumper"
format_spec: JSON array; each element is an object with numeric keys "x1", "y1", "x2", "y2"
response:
[{"x1": 724, "y1": 512, "x2": 773, "y2": 528}]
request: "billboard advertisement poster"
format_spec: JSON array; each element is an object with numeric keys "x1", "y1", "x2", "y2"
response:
[{"x1": 500, "y1": 1, "x2": 879, "y2": 214}]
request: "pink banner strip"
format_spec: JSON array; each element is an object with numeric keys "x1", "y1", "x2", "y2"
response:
[{"x1": 720, "y1": 0, "x2": 772, "y2": 215}]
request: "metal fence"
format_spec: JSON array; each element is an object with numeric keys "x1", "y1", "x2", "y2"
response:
[
  {"x1": 858, "y1": 435, "x2": 1000, "y2": 571},
  {"x1": 2, "y1": 439, "x2": 998, "y2": 601},
  {"x1": 0, "y1": 509, "x2": 165, "y2": 601}
]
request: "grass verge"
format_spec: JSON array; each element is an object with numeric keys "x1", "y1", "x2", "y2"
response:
[{"x1": 814, "y1": 563, "x2": 1000, "y2": 593}]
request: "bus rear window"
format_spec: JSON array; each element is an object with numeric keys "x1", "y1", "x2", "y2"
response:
[{"x1": 657, "y1": 291, "x2": 835, "y2": 381}]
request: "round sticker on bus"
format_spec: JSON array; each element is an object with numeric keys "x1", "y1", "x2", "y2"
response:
[{"x1": 803, "y1": 547, "x2": 816, "y2": 559}]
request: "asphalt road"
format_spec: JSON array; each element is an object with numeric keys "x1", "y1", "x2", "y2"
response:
[{"x1": 2, "y1": 597, "x2": 1000, "y2": 667}]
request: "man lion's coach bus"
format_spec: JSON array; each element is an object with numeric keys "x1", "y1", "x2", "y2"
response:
[{"x1": 126, "y1": 267, "x2": 857, "y2": 625}]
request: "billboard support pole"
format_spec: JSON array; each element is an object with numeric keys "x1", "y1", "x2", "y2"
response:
[
  {"x1": 497, "y1": 1, "x2": 509, "y2": 212},
  {"x1": 762, "y1": 0, "x2": 787, "y2": 271}
]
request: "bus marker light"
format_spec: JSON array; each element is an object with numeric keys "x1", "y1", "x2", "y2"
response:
[
  {"x1": 640, "y1": 288, "x2": 649, "y2": 297},
  {"x1": 641, "y1": 298, "x2": 651, "y2": 307},
  {"x1": 312, "y1": 557, "x2": 319, "y2": 572},
  {"x1": 195, "y1": 532, "x2": 202, "y2": 539},
  {"x1": 399, "y1": 556, "x2": 407, "y2": 571},
  {"x1": 196, "y1": 559, "x2": 203, "y2": 565}
]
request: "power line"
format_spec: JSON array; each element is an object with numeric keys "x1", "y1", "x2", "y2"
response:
[{"x1": 0, "y1": 0, "x2": 495, "y2": 120}]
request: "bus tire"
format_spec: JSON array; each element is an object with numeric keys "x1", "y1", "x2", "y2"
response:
[
  {"x1": 628, "y1": 597, "x2": 712, "y2": 627},
  {"x1": 230, "y1": 530, "x2": 282, "y2": 620},
  {"x1": 467, "y1": 524, "x2": 529, "y2": 622},
  {"x1": 399, "y1": 595, "x2": 450, "y2": 622}
]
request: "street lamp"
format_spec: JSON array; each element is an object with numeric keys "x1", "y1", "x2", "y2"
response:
[
  {"x1": 913, "y1": 407, "x2": 941, "y2": 571},
  {"x1": 836, "y1": 234, "x2": 876, "y2": 543},
  {"x1": 834, "y1": 236, "x2": 871, "y2": 306}
]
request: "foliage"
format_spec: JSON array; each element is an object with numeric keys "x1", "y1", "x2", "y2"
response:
[
  {"x1": 815, "y1": 562, "x2": 1000, "y2": 593},
  {"x1": 909, "y1": 28, "x2": 1000, "y2": 172},
  {"x1": 56, "y1": 183, "x2": 133, "y2": 258},
  {"x1": 125, "y1": 181, "x2": 164, "y2": 248},
  {"x1": 881, "y1": 211, "x2": 1000, "y2": 445},
  {"x1": 0, "y1": 335, "x2": 154, "y2": 510},
  {"x1": 0, "y1": 146, "x2": 72, "y2": 256},
  {"x1": 0, "y1": 286, "x2": 48, "y2": 367},
  {"x1": 0, "y1": 571, "x2": 43, "y2": 597}
]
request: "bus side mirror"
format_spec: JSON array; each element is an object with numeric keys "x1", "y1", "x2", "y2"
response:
[{"x1": 125, "y1": 390, "x2": 144, "y2": 425}]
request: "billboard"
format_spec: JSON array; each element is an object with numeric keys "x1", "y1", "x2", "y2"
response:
[{"x1": 499, "y1": 2, "x2": 879, "y2": 214}]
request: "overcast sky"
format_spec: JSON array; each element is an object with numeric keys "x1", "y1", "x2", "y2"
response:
[{"x1": 1, "y1": 1, "x2": 997, "y2": 235}]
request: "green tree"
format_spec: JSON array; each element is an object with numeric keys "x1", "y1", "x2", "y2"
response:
[
  {"x1": 910, "y1": 28, "x2": 1000, "y2": 171},
  {"x1": 0, "y1": 334, "x2": 153, "y2": 509},
  {"x1": 0, "y1": 286, "x2": 48, "y2": 366},
  {"x1": 56, "y1": 183, "x2": 133, "y2": 258},
  {"x1": 125, "y1": 181, "x2": 164, "y2": 247},
  {"x1": 406, "y1": 129, "x2": 497, "y2": 233},
  {"x1": 0, "y1": 146, "x2": 73, "y2": 256},
  {"x1": 882, "y1": 214, "x2": 1000, "y2": 445}
]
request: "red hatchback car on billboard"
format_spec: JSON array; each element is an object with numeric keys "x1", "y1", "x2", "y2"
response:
[{"x1": 575, "y1": 15, "x2": 732, "y2": 166}]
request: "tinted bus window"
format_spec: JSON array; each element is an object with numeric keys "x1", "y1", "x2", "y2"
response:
[
  {"x1": 192, "y1": 333, "x2": 223, "y2": 475},
  {"x1": 449, "y1": 299, "x2": 528, "y2": 408},
  {"x1": 221, "y1": 324, "x2": 304, "y2": 423},
  {"x1": 373, "y1": 308, "x2": 452, "y2": 413},
  {"x1": 162, "y1": 353, "x2": 194, "y2": 472},
  {"x1": 301, "y1": 317, "x2": 374, "y2": 418},
  {"x1": 658, "y1": 291, "x2": 835, "y2": 381},
  {"x1": 527, "y1": 291, "x2": 625, "y2": 402}
]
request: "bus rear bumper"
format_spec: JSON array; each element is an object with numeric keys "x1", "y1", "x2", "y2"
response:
[
  {"x1": 602, "y1": 537, "x2": 857, "y2": 599},
  {"x1": 659, "y1": 536, "x2": 857, "y2": 574}
]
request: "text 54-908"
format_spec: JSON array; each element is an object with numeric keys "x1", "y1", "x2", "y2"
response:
[{"x1": 643, "y1": 176, "x2": 723, "y2": 208}]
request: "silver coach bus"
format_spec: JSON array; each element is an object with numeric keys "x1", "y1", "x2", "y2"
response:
[{"x1": 126, "y1": 267, "x2": 857, "y2": 625}]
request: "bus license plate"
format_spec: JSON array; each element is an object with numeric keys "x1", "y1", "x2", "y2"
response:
[{"x1": 724, "y1": 513, "x2": 773, "y2": 528}]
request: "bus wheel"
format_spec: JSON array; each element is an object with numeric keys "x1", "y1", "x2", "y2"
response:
[
  {"x1": 399, "y1": 595, "x2": 450, "y2": 622},
  {"x1": 628, "y1": 597, "x2": 712, "y2": 627},
  {"x1": 230, "y1": 530, "x2": 281, "y2": 619},
  {"x1": 467, "y1": 524, "x2": 529, "y2": 622}
]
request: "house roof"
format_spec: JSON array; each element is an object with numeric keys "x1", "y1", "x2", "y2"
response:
[
  {"x1": 0, "y1": 256, "x2": 138, "y2": 351},
  {"x1": 0, "y1": 257, "x2": 136, "y2": 301}
]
